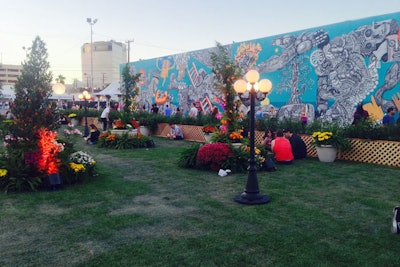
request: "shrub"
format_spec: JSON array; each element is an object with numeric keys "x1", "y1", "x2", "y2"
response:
[
  {"x1": 98, "y1": 132, "x2": 152, "y2": 149},
  {"x1": 177, "y1": 143, "x2": 201, "y2": 168},
  {"x1": 196, "y1": 143, "x2": 233, "y2": 171}
]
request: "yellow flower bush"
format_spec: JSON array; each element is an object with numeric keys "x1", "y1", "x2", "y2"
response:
[
  {"x1": 0, "y1": 169, "x2": 8, "y2": 177},
  {"x1": 312, "y1": 131, "x2": 351, "y2": 150},
  {"x1": 69, "y1": 162, "x2": 86, "y2": 173}
]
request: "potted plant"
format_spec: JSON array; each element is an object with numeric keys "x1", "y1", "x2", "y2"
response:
[
  {"x1": 202, "y1": 125, "x2": 217, "y2": 143},
  {"x1": 68, "y1": 113, "x2": 79, "y2": 126},
  {"x1": 312, "y1": 131, "x2": 351, "y2": 162},
  {"x1": 229, "y1": 130, "x2": 244, "y2": 148}
]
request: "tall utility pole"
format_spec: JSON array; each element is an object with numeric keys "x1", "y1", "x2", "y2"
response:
[
  {"x1": 87, "y1": 18, "x2": 98, "y2": 94},
  {"x1": 126, "y1": 39, "x2": 134, "y2": 63}
]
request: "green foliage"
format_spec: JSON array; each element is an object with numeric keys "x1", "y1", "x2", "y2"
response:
[
  {"x1": 0, "y1": 36, "x2": 61, "y2": 192},
  {"x1": 177, "y1": 143, "x2": 201, "y2": 168},
  {"x1": 121, "y1": 64, "x2": 141, "y2": 115},
  {"x1": 61, "y1": 109, "x2": 100, "y2": 121},
  {"x1": 342, "y1": 119, "x2": 400, "y2": 141},
  {"x1": 10, "y1": 36, "x2": 57, "y2": 144},
  {"x1": 210, "y1": 42, "x2": 242, "y2": 133},
  {"x1": 98, "y1": 132, "x2": 152, "y2": 149}
]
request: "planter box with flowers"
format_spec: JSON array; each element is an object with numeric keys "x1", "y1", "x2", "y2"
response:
[
  {"x1": 229, "y1": 130, "x2": 245, "y2": 148},
  {"x1": 202, "y1": 125, "x2": 217, "y2": 143}
]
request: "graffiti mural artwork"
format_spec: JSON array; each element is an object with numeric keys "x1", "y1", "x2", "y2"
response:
[{"x1": 123, "y1": 12, "x2": 400, "y2": 123}]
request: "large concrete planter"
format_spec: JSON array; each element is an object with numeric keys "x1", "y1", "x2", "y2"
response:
[{"x1": 315, "y1": 145, "x2": 337, "y2": 163}]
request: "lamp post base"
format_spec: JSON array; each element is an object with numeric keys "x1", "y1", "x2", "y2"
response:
[{"x1": 234, "y1": 192, "x2": 271, "y2": 205}]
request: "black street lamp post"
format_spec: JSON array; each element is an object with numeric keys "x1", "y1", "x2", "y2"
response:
[
  {"x1": 233, "y1": 70, "x2": 272, "y2": 205},
  {"x1": 79, "y1": 90, "x2": 91, "y2": 137}
]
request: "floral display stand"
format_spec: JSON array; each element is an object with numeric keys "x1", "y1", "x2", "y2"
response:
[{"x1": 316, "y1": 145, "x2": 337, "y2": 162}]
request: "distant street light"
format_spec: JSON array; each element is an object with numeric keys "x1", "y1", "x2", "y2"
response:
[
  {"x1": 52, "y1": 83, "x2": 66, "y2": 108},
  {"x1": 87, "y1": 18, "x2": 98, "y2": 94},
  {"x1": 79, "y1": 90, "x2": 91, "y2": 137}
]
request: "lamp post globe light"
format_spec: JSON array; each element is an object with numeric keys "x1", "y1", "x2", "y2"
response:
[
  {"x1": 78, "y1": 90, "x2": 91, "y2": 137},
  {"x1": 87, "y1": 17, "x2": 97, "y2": 94},
  {"x1": 52, "y1": 82, "x2": 66, "y2": 109},
  {"x1": 233, "y1": 69, "x2": 272, "y2": 205}
]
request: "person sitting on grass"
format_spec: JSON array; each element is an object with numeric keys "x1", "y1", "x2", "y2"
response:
[
  {"x1": 84, "y1": 124, "x2": 100, "y2": 145},
  {"x1": 271, "y1": 130, "x2": 294, "y2": 165},
  {"x1": 167, "y1": 123, "x2": 184, "y2": 140},
  {"x1": 283, "y1": 128, "x2": 307, "y2": 159}
]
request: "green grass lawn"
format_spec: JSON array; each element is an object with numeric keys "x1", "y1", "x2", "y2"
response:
[{"x1": 1, "y1": 136, "x2": 400, "y2": 266}]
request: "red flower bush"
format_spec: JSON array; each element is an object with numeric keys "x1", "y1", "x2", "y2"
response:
[{"x1": 197, "y1": 143, "x2": 233, "y2": 171}]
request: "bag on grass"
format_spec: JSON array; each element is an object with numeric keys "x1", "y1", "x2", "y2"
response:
[
  {"x1": 146, "y1": 139, "x2": 155, "y2": 148},
  {"x1": 391, "y1": 206, "x2": 400, "y2": 234},
  {"x1": 262, "y1": 158, "x2": 276, "y2": 172}
]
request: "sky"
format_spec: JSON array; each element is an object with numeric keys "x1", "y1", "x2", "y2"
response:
[{"x1": 1, "y1": 0, "x2": 400, "y2": 84}]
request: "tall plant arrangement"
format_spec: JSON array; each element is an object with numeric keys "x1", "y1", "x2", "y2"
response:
[
  {"x1": 2, "y1": 36, "x2": 59, "y2": 191},
  {"x1": 121, "y1": 64, "x2": 141, "y2": 117},
  {"x1": 210, "y1": 42, "x2": 242, "y2": 134},
  {"x1": 10, "y1": 36, "x2": 57, "y2": 143}
]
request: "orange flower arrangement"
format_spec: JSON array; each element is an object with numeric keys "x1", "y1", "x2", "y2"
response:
[
  {"x1": 130, "y1": 120, "x2": 140, "y2": 129},
  {"x1": 229, "y1": 130, "x2": 243, "y2": 142},
  {"x1": 202, "y1": 125, "x2": 217, "y2": 134},
  {"x1": 106, "y1": 134, "x2": 117, "y2": 141},
  {"x1": 114, "y1": 119, "x2": 126, "y2": 129}
]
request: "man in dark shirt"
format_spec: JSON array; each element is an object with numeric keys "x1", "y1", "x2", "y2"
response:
[{"x1": 283, "y1": 129, "x2": 307, "y2": 159}]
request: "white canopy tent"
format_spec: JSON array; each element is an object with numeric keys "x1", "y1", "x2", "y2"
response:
[{"x1": 94, "y1": 81, "x2": 122, "y2": 110}]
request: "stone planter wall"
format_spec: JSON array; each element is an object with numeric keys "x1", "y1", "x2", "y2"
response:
[
  {"x1": 153, "y1": 124, "x2": 400, "y2": 168},
  {"x1": 78, "y1": 117, "x2": 102, "y2": 130}
]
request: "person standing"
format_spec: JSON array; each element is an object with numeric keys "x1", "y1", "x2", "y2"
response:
[
  {"x1": 164, "y1": 105, "x2": 171, "y2": 117},
  {"x1": 100, "y1": 105, "x2": 110, "y2": 131},
  {"x1": 382, "y1": 107, "x2": 396, "y2": 127},
  {"x1": 189, "y1": 103, "x2": 198, "y2": 118},
  {"x1": 283, "y1": 129, "x2": 307, "y2": 159},
  {"x1": 255, "y1": 107, "x2": 263, "y2": 119},
  {"x1": 300, "y1": 107, "x2": 308, "y2": 126},
  {"x1": 352, "y1": 102, "x2": 369, "y2": 125}
]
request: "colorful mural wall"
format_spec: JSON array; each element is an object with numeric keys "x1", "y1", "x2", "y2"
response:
[{"x1": 124, "y1": 12, "x2": 400, "y2": 124}]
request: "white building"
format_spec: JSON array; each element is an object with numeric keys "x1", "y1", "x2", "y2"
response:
[
  {"x1": 81, "y1": 40, "x2": 127, "y2": 91},
  {"x1": 0, "y1": 64, "x2": 22, "y2": 85}
]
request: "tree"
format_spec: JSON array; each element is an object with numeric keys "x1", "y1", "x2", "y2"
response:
[
  {"x1": 121, "y1": 64, "x2": 141, "y2": 115},
  {"x1": 10, "y1": 36, "x2": 57, "y2": 142},
  {"x1": 3, "y1": 36, "x2": 59, "y2": 191},
  {"x1": 55, "y1": 74, "x2": 66, "y2": 84}
]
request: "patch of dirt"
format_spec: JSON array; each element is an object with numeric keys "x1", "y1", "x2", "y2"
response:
[{"x1": 109, "y1": 195, "x2": 197, "y2": 217}]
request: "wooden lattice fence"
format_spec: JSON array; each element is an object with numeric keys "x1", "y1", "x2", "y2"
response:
[{"x1": 154, "y1": 124, "x2": 400, "y2": 168}]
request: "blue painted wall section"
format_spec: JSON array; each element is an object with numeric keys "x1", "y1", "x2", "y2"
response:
[{"x1": 124, "y1": 12, "x2": 400, "y2": 124}]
